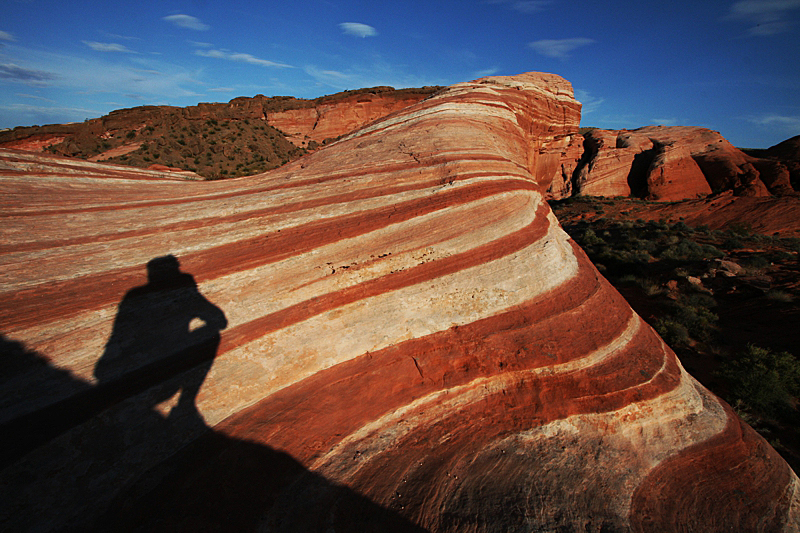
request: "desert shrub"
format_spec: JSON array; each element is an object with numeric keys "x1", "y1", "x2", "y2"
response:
[
  {"x1": 671, "y1": 221, "x2": 692, "y2": 233},
  {"x1": 718, "y1": 344, "x2": 800, "y2": 415},
  {"x1": 660, "y1": 239, "x2": 723, "y2": 261},
  {"x1": 722, "y1": 236, "x2": 743, "y2": 249},
  {"x1": 126, "y1": 130, "x2": 136, "y2": 139},
  {"x1": 655, "y1": 318, "x2": 690, "y2": 348},
  {"x1": 684, "y1": 292, "x2": 717, "y2": 309},
  {"x1": 728, "y1": 221, "x2": 753, "y2": 236},
  {"x1": 766, "y1": 290, "x2": 794, "y2": 303},
  {"x1": 668, "y1": 300, "x2": 718, "y2": 342},
  {"x1": 629, "y1": 237, "x2": 657, "y2": 254},
  {"x1": 741, "y1": 256, "x2": 771, "y2": 271},
  {"x1": 581, "y1": 229, "x2": 605, "y2": 246},
  {"x1": 783, "y1": 238, "x2": 800, "y2": 254}
]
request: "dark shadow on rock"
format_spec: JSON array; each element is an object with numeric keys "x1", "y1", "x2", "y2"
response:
[
  {"x1": 626, "y1": 144, "x2": 659, "y2": 198},
  {"x1": 1, "y1": 255, "x2": 427, "y2": 532}
]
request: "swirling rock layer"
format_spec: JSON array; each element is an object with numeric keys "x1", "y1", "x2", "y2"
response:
[{"x1": 1, "y1": 72, "x2": 798, "y2": 532}]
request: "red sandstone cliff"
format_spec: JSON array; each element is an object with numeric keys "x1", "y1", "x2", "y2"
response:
[
  {"x1": 545, "y1": 126, "x2": 798, "y2": 201},
  {"x1": 1, "y1": 73, "x2": 798, "y2": 532}
]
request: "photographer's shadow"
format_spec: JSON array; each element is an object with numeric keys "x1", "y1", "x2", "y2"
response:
[
  {"x1": 95, "y1": 254, "x2": 226, "y2": 429},
  {"x1": 92, "y1": 255, "x2": 424, "y2": 532}
]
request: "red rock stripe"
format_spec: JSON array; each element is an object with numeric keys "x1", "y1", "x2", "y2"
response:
[
  {"x1": 216, "y1": 244, "x2": 651, "y2": 458},
  {"x1": 1, "y1": 179, "x2": 535, "y2": 331},
  {"x1": 218, "y1": 200, "x2": 552, "y2": 354},
  {"x1": 0, "y1": 153, "x2": 525, "y2": 217},
  {"x1": 0, "y1": 170, "x2": 528, "y2": 254},
  {"x1": 630, "y1": 404, "x2": 793, "y2": 532}
]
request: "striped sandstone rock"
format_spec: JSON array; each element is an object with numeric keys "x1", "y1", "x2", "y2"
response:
[{"x1": 1, "y1": 72, "x2": 797, "y2": 532}]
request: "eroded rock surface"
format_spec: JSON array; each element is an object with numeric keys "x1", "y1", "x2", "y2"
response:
[
  {"x1": 547, "y1": 126, "x2": 797, "y2": 201},
  {"x1": 1, "y1": 72, "x2": 798, "y2": 532}
]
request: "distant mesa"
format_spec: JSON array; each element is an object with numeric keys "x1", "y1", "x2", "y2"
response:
[{"x1": 1, "y1": 72, "x2": 798, "y2": 531}]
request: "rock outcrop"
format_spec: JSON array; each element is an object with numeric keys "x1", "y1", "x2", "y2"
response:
[
  {"x1": 0, "y1": 86, "x2": 439, "y2": 179},
  {"x1": 547, "y1": 126, "x2": 797, "y2": 201},
  {"x1": 1, "y1": 72, "x2": 798, "y2": 532},
  {"x1": 265, "y1": 87, "x2": 438, "y2": 148}
]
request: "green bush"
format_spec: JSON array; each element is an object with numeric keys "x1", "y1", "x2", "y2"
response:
[
  {"x1": 718, "y1": 344, "x2": 800, "y2": 415},
  {"x1": 581, "y1": 229, "x2": 605, "y2": 246},
  {"x1": 655, "y1": 318, "x2": 690, "y2": 348}
]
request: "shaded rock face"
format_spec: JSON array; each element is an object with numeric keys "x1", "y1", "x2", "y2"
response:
[
  {"x1": 1, "y1": 72, "x2": 798, "y2": 532},
  {"x1": 546, "y1": 126, "x2": 797, "y2": 201}
]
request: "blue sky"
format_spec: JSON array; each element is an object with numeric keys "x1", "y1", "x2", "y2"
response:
[{"x1": 1, "y1": 0, "x2": 799, "y2": 148}]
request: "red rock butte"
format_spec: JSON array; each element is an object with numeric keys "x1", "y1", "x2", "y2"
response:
[{"x1": 1, "y1": 72, "x2": 798, "y2": 532}]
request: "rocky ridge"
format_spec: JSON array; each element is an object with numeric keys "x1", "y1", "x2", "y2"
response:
[
  {"x1": 1, "y1": 72, "x2": 798, "y2": 531},
  {"x1": 0, "y1": 86, "x2": 440, "y2": 179}
]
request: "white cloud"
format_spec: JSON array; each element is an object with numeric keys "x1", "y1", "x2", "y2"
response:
[
  {"x1": 574, "y1": 89, "x2": 604, "y2": 114},
  {"x1": 651, "y1": 118, "x2": 679, "y2": 126},
  {"x1": 82, "y1": 41, "x2": 136, "y2": 53},
  {"x1": 195, "y1": 49, "x2": 293, "y2": 68},
  {"x1": 748, "y1": 113, "x2": 800, "y2": 130},
  {"x1": 486, "y1": 0, "x2": 551, "y2": 13},
  {"x1": 528, "y1": 38, "x2": 595, "y2": 59},
  {"x1": 339, "y1": 22, "x2": 378, "y2": 38},
  {"x1": 474, "y1": 67, "x2": 500, "y2": 77},
  {"x1": 727, "y1": 0, "x2": 800, "y2": 35},
  {"x1": 189, "y1": 41, "x2": 213, "y2": 48},
  {"x1": 163, "y1": 14, "x2": 210, "y2": 31},
  {"x1": 208, "y1": 87, "x2": 235, "y2": 92},
  {"x1": 0, "y1": 30, "x2": 15, "y2": 42}
]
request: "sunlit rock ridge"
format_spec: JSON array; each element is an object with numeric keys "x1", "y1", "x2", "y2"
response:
[{"x1": 1, "y1": 72, "x2": 798, "y2": 532}]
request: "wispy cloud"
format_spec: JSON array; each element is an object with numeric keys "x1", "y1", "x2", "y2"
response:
[
  {"x1": 574, "y1": 89, "x2": 604, "y2": 114},
  {"x1": 488, "y1": 0, "x2": 552, "y2": 13},
  {"x1": 82, "y1": 41, "x2": 137, "y2": 53},
  {"x1": 163, "y1": 14, "x2": 210, "y2": 31},
  {"x1": 99, "y1": 31, "x2": 140, "y2": 41},
  {"x1": 195, "y1": 49, "x2": 293, "y2": 68},
  {"x1": 0, "y1": 63, "x2": 57, "y2": 85},
  {"x1": 528, "y1": 38, "x2": 595, "y2": 59},
  {"x1": 0, "y1": 30, "x2": 15, "y2": 42},
  {"x1": 474, "y1": 67, "x2": 500, "y2": 77},
  {"x1": 339, "y1": 22, "x2": 378, "y2": 38},
  {"x1": 3, "y1": 49, "x2": 203, "y2": 99},
  {"x1": 651, "y1": 118, "x2": 680, "y2": 126},
  {"x1": 305, "y1": 66, "x2": 352, "y2": 88},
  {"x1": 188, "y1": 41, "x2": 213, "y2": 48},
  {"x1": 0, "y1": 103, "x2": 101, "y2": 124},
  {"x1": 747, "y1": 113, "x2": 800, "y2": 130},
  {"x1": 16, "y1": 93, "x2": 57, "y2": 103},
  {"x1": 727, "y1": 0, "x2": 800, "y2": 35},
  {"x1": 208, "y1": 87, "x2": 235, "y2": 92}
]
